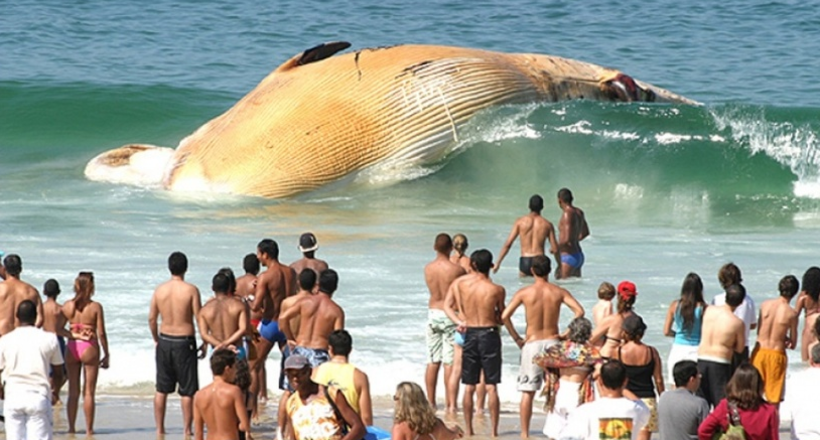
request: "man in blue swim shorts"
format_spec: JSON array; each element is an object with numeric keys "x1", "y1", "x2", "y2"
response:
[{"x1": 556, "y1": 188, "x2": 590, "y2": 279}]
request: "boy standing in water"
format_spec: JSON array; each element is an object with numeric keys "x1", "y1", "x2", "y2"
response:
[
  {"x1": 592, "y1": 282, "x2": 615, "y2": 326},
  {"x1": 42, "y1": 278, "x2": 70, "y2": 404}
]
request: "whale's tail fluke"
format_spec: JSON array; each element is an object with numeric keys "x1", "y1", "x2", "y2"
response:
[{"x1": 84, "y1": 144, "x2": 176, "y2": 188}]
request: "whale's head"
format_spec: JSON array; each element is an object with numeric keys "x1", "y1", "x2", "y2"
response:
[{"x1": 84, "y1": 144, "x2": 176, "y2": 188}]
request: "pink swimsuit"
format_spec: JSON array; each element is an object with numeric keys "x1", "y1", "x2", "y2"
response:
[{"x1": 67, "y1": 323, "x2": 96, "y2": 360}]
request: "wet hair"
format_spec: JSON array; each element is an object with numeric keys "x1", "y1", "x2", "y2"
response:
[
  {"x1": 811, "y1": 344, "x2": 820, "y2": 364},
  {"x1": 617, "y1": 293, "x2": 636, "y2": 314},
  {"x1": 678, "y1": 272, "x2": 705, "y2": 332},
  {"x1": 529, "y1": 194, "x2": 544, "y2": 213},
  {"x1": 243, "y1": 253, "x2": 260, "y2": 275},
  {"x1": 257, "y1": 238, "x2": 279, "y2": 260},
  {"x1": 718, "y1": 263, "x2": 743, "y2": 289},
  {"x1": 470, "y1": 249, "x2": 493, "y2": 275},
  {"x1": 598, "y1": 282, "x2": 616, "y2": 300},
  {"x1": 568, "y1": 317, "x2": 592, "y2": 344},
  {"x1": 298, "y1": 269, "x2": 317, "y2": 291},
  {"x1": 531, "y1": 255, "x2": 551, "y2": 277},
  {"x1": 16, "y1": 300, "x2": 37, "y2": 325},
  {"x1": 600, "y1": 360, "x2": 627, "y2": 390},
  {"x1": 802, "y1": 267, "x2": 820, "y2": 302},
  {"x1": 328, "y1": 329, "x2": 352, "y2": 357},
  {"x1": 43, "y1": 279, "x2": 61, "y2": 298},
  {"x1": 3, "y1": 254, "x2": 21, "y2": 277},
  {"x1": 319, "y1": 269, "x2": 338, "y2": 294},
  {"x1": 557, "y1": 187, "x2": 574, "y2": 204},
  {"x1": 234, "y1": 358, "x2": 251, "y2": 392},
  {"x1": 434, "y1": 233, "x2": 452, "y2": 254},
  {"x1": 725, "y1": 284, "x2": 746, "y2": 308},
  {"x1": 393, "y1": 382, "x2": 438, "y2": 435},
  {"x1": 673, "y1": 360, "x2": 699, "y2": 387},
  {"x1": 726, "y1": 363, "x2": 764, "y2": 410},
  {"x1": 168, "y1": 251, "x2": 188, "y2": 276},
  {"x1": 218, "y1": 267, "x2": 236, "y2": 294},
  {"x1": 452, "y1": 234, "x2": 468, "y2": 255},
  {"x1": 779, "y1": 275, "x2": 799, "y2": 299},
  {"x1": 210, "y1": 348, "x2": 236, "y2": 375},
  {"x1": 212, "y1": 272, "x2": 231, "y2": 294}
]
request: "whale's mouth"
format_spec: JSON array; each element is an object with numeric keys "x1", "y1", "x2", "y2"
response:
[{"x1": 84, "y1": 144, "x2": 176, "y2": 188}]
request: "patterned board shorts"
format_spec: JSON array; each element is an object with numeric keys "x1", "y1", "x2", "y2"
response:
[{"x1": 426, "y1": 309, "x2": 455, "y2": 364}]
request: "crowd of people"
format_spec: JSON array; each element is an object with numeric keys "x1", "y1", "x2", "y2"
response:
[{"x1": 3, "y1": 187, "x2": 820, "y2": 440}]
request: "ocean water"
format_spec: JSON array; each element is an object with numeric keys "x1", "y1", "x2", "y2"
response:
[{"x1": 3, "y1": 0, "x2": 820, "y2": 407}]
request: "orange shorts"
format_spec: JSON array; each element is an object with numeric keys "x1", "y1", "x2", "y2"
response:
[{"x1": 751, "y1": 346, "x2": 787, "y2": 404}]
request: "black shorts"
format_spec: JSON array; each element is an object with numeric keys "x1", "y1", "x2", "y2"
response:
[
  {"x1": 462, "y1": 326, "x2": 502, "y2": 385},
  {"x1": 697, "y1": 358, "x2": 732, "y2": 407},
  {"x1": 519, "y1": 257, "x2": 534, "y2": 276},
  {"x1": 156, "y1": 333, "x2": 199, "y2": 396}
]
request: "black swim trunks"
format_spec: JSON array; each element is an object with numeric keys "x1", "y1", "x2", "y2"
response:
[
  {"x1": 697, "y1": 358, "x2": 732, "y2": 407},
  {"x1": 519, "y1": 257, "x2": 534, "y2": 276},
  {"x1": 156, "y1": 333, "x2": 199, "y2": 396},
  {"x1": 461, "y1": 326, "x2": 502, "y2": 385}
]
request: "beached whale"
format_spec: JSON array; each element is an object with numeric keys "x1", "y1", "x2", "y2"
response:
[{"x1": 85, "y1": 42, "x2": 698, "y2": 198}]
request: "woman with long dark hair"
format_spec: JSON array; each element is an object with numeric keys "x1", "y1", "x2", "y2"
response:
[
  {"x1": 663, "y1": 272, "x2": 707, "y2": 384},
  {"x1": 698, "y1": 363, "x2": 778, "y2": 440}
]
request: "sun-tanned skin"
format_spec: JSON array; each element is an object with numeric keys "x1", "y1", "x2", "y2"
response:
[
  {"x1": 556, "y1": 189, "x2": 590, "y2": 279},
  {"x1": 494, "y1": 196, "x2": 557, "y2": 277},
  {"x1": 501, "y1": 258, "x2": 584, "y2": 438},
  {"x1": 279, "y1": 283, "x2": 344, "y2": 352},
  {"x1": 148, "y1": 254, "x2": 203, "y2": 436},
  {"x1": 199, "y1": 277, "x2": 248, "y2": 351},
  {"x1": 194, "y1": 351, "x2": 250, "y2": 440},
  {"x1": 0, "y1": 256, "x2": 44, "y2": 334}
]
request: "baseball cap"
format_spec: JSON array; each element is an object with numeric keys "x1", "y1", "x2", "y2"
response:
[
  {"x1": 284, "y1": 354, "x2": 310, "y2": 370},
  {"x1": 617, "y1": 281, "x2": 637, "y2": 300},
  {"x1": 298, "y1": 233, "x2": 319, "y2": 253},
  {"x1": 622, "y1": 314, "x2": 647, "y2": 337}
]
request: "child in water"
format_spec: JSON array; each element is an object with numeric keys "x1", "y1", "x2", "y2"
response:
[{"x1": 592, "y1": 282, "x2": 616, "y2": 327}]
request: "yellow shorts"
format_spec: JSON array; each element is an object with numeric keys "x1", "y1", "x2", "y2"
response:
[
  {"x1": 751, "y1": 346, "x2": 787, "y2": 404},
  {"x1": 640, "y1": 397, "x2": 658, "y2": 432}
]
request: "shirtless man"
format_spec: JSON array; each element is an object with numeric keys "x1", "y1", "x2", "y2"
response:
[
  {"x1": 424, "y1": 233, "x2": 466, "y2": 410},
  {"x1": 235, "y1": 253, "x2": 260, "y2": 301},
  {"x1": 447, "y1": 249, "x2": 505, "y2": 437},
  {"x1": 751, "y1": 275, "x2": 799, "y2": 408},
  {"x1": 42, "y1": 278, "x2": 70, "y2": 403},
  {"x1": 290, "y1": 232, "x2": 329, "y2": 276},
  {"x1": 194, "y1": 348, "x2": 250, "y2": 440},
  {"x1": 494, "y1": 195, "x2": 558, "y2": 277},
  {"x1": 0, "y1": 254, "x2": 44, "y2": 334},
  {"x1": 279, "y1": 268, "x2": 345, "y2": 367},
  {"x1": 249, "y1": 238, "x2": 291, "y2": 415},
  {"x1": 555, "y1": 188, "x2": 590, "y2": 279},
  {"x1": 148, "y1": 251, "x2": 204, "y2": 436},
  {"x1": 199, "y1": 272, "x2": 248, "y2": 355},
  {"x1": 501, "y1": 255, "x2": 584, "y2": 438},
  {"x1": 697, "y1": 283, "x2": 746, "y2": 407}
]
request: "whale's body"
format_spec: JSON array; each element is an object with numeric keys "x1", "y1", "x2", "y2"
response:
[{"x1": 85, "y1": 43, "x2": 698, "y2": 198}]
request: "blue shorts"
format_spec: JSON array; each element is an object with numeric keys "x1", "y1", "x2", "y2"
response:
[
  {"x1": 454, "y1": 331, "x2": 465, "y2": 347},
  {"x1": 259, "y1": 319, "x2": 287, "y2": 345},
  {"x1": 561, "y1": 252, "x2": 584, "y2": 269},
  {"x1": 291, "y1": 346, "x2": 330, "y2": 367}
]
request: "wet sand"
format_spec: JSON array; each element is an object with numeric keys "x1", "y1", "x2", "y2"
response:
[{"x1": 0, "y1": 393, "x2": 792, "y2": 439}]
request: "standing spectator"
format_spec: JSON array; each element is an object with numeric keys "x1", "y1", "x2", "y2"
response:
[
  {"x1": 618, "y1": 315, "x2": 664, "y2": 440},
  {"x1": 41, "y1": 278, "x2": 70, "y2": 404},
  {"x1": 657, "y1": 360, "x2": 710, "y2": 440},
  {"x1": 796, "y1": 267, "x2": 820, "y2": 362},
  {"x1": 697, "y1": 363, "x2": 778, "y2": 440},
  {"x1": 312, "y1": 329, "x2": 374, "y2": 425},
  {"x1": 591, "y1": 281, "x2": 638, "y2": 359},
  {"x1": 0, "y1": 300, "x2": 64, "y2": 440},
  {"x1": 788, "y1": 344, "x2": 820, "y2": 439},
  {"x1": 711, "y1": 263, "x2": 756, "y2": 363},
  {"x1": 391, "y1": 381, "x2": 463, "y2": 440},
  {"x1": 663, "y1": 273, "x2": 707, "y2": 385},
  {"x1": 62, "y1": 271, "x2": 109, "y2": 435}
]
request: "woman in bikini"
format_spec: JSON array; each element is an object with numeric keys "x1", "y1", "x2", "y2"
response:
[
  {"x1": 392, "y1": 381, "x2": 463, "y2": 440},
  {"x1": 62, "y1": 271, "x2": 110, "y2": 435},
  {"x1": 618, "y1": 315, "x2": 664, "y2": 440},
  {"x1": 796, "y1": 268, "x2": 820, "y2": 361},
  {"x1": 591, "y1": 281, "x2": 638, "y2": 359},
  {"x1": 662, "y1": 272, "x2": 707, "y2": 384}
]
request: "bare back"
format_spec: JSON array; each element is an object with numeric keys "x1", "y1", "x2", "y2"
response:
[
  {"x1": 294, "y1": 294, "x2": 344, "y2": 349},
  {"x1": 235, "y1": 273, "x2": 257, "y2": 299},
  {"x1": 290, "y1": 258, "x2": 329, "y2": 277},
  {"x1": 504, "y1": 280, "x2": 584, "y2": 342},
  {"x1": 455, "y1": 274, "x2": 505, "y2": 328},
  {"x1": 194, "y1": 380, "x2": 247, "y2": 440},
  {"x1": 756, "y1": 297, "x2": 798, "y2": 351},
  {"x1": 0, "y1": 278, "x2": 43, "y2": 333},
  {"x1": 558, "y1": 205, "x2": 588, "y2": 254},
  {"x1": 425, "y1": 256, "x2": 466, "y2": 309},
  {"x1": 699, "y1": 305, "x2": 745, "y2": 361},
  {"x1": 280, "y1": 290, "x2": 311, "y2": 339},
  {"x1": 199, "y1": 296, "x2": 248, "y2": 347},
  {"x1": 43, "y1": 299, "x2": 68, "y2": 336},
  {"x1": 517, "y1": 214, "x2": 554, "y2": 257},
  {"x1": 150, "y1": 278, "x2": 201, "y2": 337}
]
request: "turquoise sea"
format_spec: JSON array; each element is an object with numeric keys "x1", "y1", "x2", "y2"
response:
[{"x1": 3, "y1": 0, "x2": 820, "y2": 407}]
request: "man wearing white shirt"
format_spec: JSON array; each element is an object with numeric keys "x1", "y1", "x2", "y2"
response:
[
  {"x1": 0, "y1": 300, "x2": 64, "y2": 440},
  {"x1": 789, "y1": 344, "x2": 820, "y2": 439},
  {"x1": 712, "y1": 263, "x2": 756, "y2": 361},
  {"x1": 559, "y1": 360, "x2": 650, "y2": 440}
]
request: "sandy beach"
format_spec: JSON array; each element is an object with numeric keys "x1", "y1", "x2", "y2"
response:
[{"x1": 0, "y1": 392, "x2": 793, "y2": 440}]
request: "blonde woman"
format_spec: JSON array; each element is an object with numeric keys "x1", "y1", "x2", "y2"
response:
[
  {"x1": 392, "y1": 382, "x2": 463, "y2": 440},
  {"x1": 62, "y1": 271, "x2": 110, "y2": 435},
  {"x1": 450, "y1": 234, "x2": 472, "y2": 273}
]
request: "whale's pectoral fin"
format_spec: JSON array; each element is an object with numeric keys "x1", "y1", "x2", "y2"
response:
[
  {"x1": 84, "y1": 144, "x2": 176, "y2": 187},
  {"x1": 275, "y1": 41, "x2": 352, "y2": 73}
]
